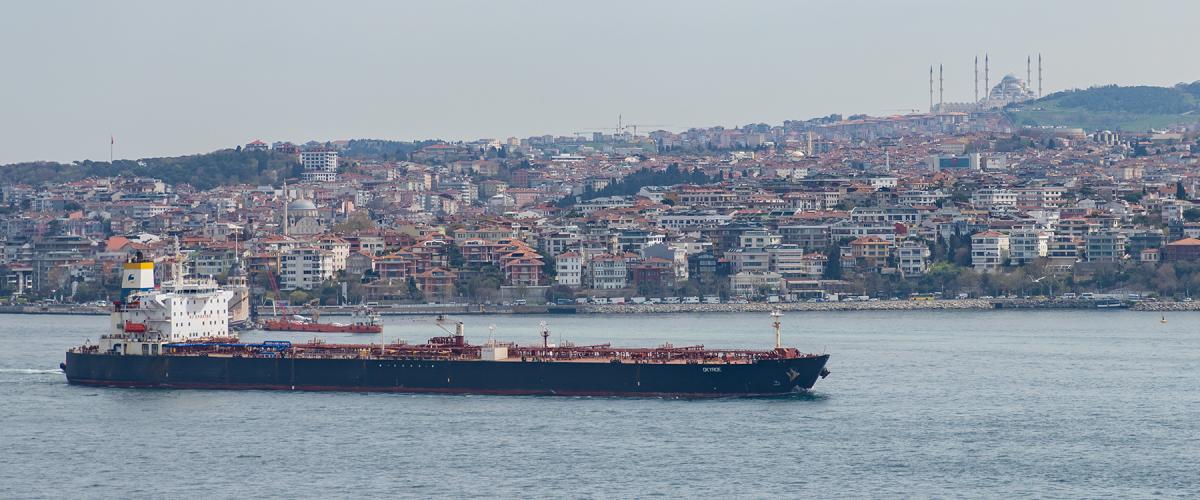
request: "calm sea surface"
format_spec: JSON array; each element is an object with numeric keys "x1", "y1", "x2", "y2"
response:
[{"x1": 2, "y1": 310, "x2": 1198, "y2": 498}]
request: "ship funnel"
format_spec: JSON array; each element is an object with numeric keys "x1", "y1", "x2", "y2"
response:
[{"x1": 121, "y1": 255, "x2": 155, "y2": 300}]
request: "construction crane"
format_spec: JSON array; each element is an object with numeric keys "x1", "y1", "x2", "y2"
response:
[{"x1": 263, "y1": 266, "x2": 288, "y2": 319}]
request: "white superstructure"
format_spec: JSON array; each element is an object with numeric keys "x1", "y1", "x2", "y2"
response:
[{"x1": 98, "y1": 257, "x2": 234, "y2": 356}]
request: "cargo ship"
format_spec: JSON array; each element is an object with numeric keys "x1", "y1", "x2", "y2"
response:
[
  {"x1": 63, "y1": 258, "x2": 830, "y2": 397},
  {"x1": 260, "y1": 307, "x2": 383, "y2": 334}
]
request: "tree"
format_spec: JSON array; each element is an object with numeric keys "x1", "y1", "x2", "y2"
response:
[
  {"x1": 333, "y1": 211, "x2": 375, "y2": 232},
  {"x1": 287, "y1": 290, "x2": 310, "y2": 305},
  {"x1": 1155, "y1": 264, "x2": 1179, "y2": 297},
  {"x1": 576, "y1": 164, "x2": 713, "y2": 202},
  {"x1": 0, "y1": 149, "x2": 303, "y2": 190},
  {"x1": 544, "y1": 284, "x2": 575, "y2": 303},
  {"x1": 1177, "y1": 181, "x2": 1188, "y2": 201},
  {"x1": 822, "y1": 245, "x2": 842, "y2": 279},
  {"x1": 446, "y1": 243, "x2": 465, "y2": 268},
  {"x1": 923, "y1": 262, "x2": 961, "y2": 295},
  {"x1": 405, "y1": 276, "x2": 424, "y2": 302},
  {"x1": 464, "y1": 273, "x2": 501, "y2": 303}
]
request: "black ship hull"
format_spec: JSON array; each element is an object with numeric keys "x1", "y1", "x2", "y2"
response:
[{"x1": 64, "y1": 352, "x2": 830, "y2": 397}]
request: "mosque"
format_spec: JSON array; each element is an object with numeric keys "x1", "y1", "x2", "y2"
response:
[
  {"x1": 283, "y1": 198, "x2": 325, "y2": 236},
  {"x1": 930, "y1": 54, "x2": 1042, "y2": 113}
]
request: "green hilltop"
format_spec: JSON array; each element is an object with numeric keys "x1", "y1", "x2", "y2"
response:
[
  {"x1": 0, "y1": 139, "x2": 432, "y2": 189},
  {"x1": 1006, "y1": 81, "x2": 1200, "y2": 131}
]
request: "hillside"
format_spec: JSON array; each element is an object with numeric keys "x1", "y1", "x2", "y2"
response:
[
  {"x1": 1006, "y1": 82, "x2": 1200, "y2": 131},
  {"x1": 0, "y1": 149, "x2": 299, "y2": 190},
  {"x1": 0, "y1": 139, "x2": 433, "y2": 189}
]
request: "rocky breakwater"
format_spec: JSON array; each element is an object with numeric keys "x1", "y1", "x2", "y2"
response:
[
  {"x1": 581, "y1": 299, "x2": 995, "y2": 314},
  {"x1": 0, "y1": 304, "x2": 108, "y2": 315},
  {"x1": 1132, "y1": 301, "x2": 1200, "y2": 312}
]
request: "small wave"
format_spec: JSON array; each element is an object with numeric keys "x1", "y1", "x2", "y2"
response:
[{"x1": 0, "y1": 368, "x2": 63, "y2": 374}]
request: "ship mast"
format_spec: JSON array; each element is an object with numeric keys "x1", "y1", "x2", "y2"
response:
[
  {"x1": 540, "y1": 321, "x2": 550, "y2": 348},
  {"x1": 771, "y1": 310, "x2": 783, "y2": 349}
]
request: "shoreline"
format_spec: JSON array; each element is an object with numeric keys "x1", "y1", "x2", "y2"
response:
[{"x1": 5, "y1": 299, "x2": 1198, "y2": 317}]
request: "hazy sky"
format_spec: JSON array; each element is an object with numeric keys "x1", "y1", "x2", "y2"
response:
[{"x1": 3, "y1": 0, "x2": 1199, "y2": 164}]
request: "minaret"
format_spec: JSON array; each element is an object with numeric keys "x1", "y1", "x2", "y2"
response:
[
  {"x1": 938, "y1": 64, "x2": 944, "y2": 108},
  {"x1": 929, "y1": 66, "x2": 934, "y2": 113},
  {"x1": 974, "y1": 56, "x2": 979, "y2": 103},
  {"x1": 984, "y1": 54, "x2": 990, "y2": 102},
  {"x1": 1038, "y1": 54, "x2": 1043, "y2": 98},
  {"x1": 281, "y1": 181, "x2": 289, "y2": 236},
  {"x1": 1027, "y1": 55, "x2": 1032, "y2": 87}
]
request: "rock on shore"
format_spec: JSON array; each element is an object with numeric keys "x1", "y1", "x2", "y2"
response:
[
  {"x1": 581, "y1": 299, "x2": 995, "y2": 314},
  {"x1": 1132, "y1": 301, "x2": 1200, "y2": 312}
]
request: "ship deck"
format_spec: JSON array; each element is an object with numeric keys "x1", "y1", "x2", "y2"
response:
[{"x1": 70, "y1": 342, "x2": 823, "y2": 365}]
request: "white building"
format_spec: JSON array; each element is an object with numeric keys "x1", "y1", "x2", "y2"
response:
[
  {"x1": 899, "y1": 190, "x2": 946, "y2": 206},
  {"x1": 767, "y1": 244, "x2": 808, "y2": 279},
  {"x1": 970, "y1": 188, "x2": 1018, "y2": 210},
  {"x1": 555, "y1": 251, "x2": 582, "y2": 288},
  {"x1": 300, "y1": 150, "x2": 339, "y2": 182},
  {"x1": 1085, "y1": 231, "x2": 1126, "y2": 263},
  {"x1": 971, "y1": 231, "x2": 1010, "y2": 272},
  {"x1": 896, "y1": 240, "x2": 932, "y2": 277},
  {"x1": 738, "y1": 229, "x2": 782, "y2": 249},
  {"x1": 730, "y1": 271, "x2": 783, "y2": 297},
  {"x1": 280, "y1": 247, "x2": 337, "y2": 290},
  {"x1": 1008, "y1": 230, "x2": 1049, "y2": 264},
  {"x1": 728, "y1": 248, "x2": 770, "y2": 273},
  {"x1": 849, "y1": 206, "x2": 920, "y2": 225},
  {"x1": 1015, "y1": 186, "x2": 1066, "y2": 209},
  {"x1": 587, "y1": 254, "x2": 627, "y2": 290},
  {"x1": 316, "y1": 236, "x2": 351, "y2": 273},
  {"x1": 654, "y1": 210, "x2": 735, "y2": 230}
]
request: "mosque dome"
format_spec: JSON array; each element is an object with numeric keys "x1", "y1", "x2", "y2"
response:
[
  {"x1": 988, "y1": 74, "x2": 1036, "y2": 103},
  {"x1": 288, "y1": 199, "x2": 318, "y2": 211}
]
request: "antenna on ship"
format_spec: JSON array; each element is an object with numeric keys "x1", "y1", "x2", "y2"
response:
[
  {"x1": 771, "y1": 310, "x2": 783, "y2": 349},
  {"x1": 539, "y1": 321, "x2": 550, "y2": 349},
  {"x1": 488, "y1": 324, "x2": 496, "y2": 346}
]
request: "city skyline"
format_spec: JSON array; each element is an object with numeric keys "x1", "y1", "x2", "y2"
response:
[{"x1": 3, "y1": 0, "x2": 1200, "y2": 164}]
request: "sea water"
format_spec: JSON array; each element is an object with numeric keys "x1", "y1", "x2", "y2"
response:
[{"x1": 2, "y1": 310, "x2": 1197, "y2": 498}]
